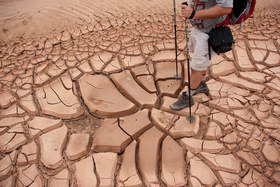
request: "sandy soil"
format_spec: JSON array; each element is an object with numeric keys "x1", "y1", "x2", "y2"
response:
[
  {"x1": 1, "y1": 0, "x2": 278, "y2": 41},
  {"x1": 0, "y1": 0, "x2": 280, "y2": 187},
  {"x1": 0, "y1": 0, "x2": 173, "y2": 41},
  {"x1": 256, "y1": 0, "x2": 280, "y2": 9}
]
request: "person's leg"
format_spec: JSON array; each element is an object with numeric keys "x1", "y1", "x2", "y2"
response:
[
  {"x1": 187, "y1": 27, "x2": 210, "y2": 96},
  {"x1": 189, "y1": 68, "x2": 209, "y2": 96},
  {"x1": 170, "y1": 28, "x2": 210, "y2": 111},
  {"x1": 185, "y1": 27, "x2": 210, "y2": 90},
  {"x1": 190, "y1": 69, "x2": 206, "y2": 90}
]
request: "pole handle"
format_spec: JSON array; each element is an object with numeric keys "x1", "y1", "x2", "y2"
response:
[{"x1": 182, "y1": 1, "x2": 188, "y2": 6}]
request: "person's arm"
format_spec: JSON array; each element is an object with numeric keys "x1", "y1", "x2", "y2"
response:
[
  {"x1": 181, "y1": 5, "x2": 232, "y2": 19},
  {"x1": 194, "y1": 6, "x2": 232, "y2": 19}
]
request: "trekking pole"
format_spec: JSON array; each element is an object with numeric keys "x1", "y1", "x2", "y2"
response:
[
  {"x1": 173, "y1": 0, "x2": 180, "y2": 78},
  {"x1": 182, "y1": 1, "x2": 195, "y2": 122}
]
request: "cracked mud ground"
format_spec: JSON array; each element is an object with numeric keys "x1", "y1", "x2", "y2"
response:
[{"x1": 0, "y1": 0, "x2": 280, "y2": 186}]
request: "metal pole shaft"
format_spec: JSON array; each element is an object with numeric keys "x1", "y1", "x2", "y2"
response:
[
  {"x1": 173, "y1": 0, "x2": 179, "y2": 76},
  {"x1": 184, "y1": 19, "x2": 192, "y2": 119}
]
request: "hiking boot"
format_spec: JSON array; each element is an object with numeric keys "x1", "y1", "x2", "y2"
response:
[
  {"x1": 169, "y1": 92, "x2": 194, "y2": 111},
  {"x1": 190, "y1": 81, "x2": 209, "y2": 96}
]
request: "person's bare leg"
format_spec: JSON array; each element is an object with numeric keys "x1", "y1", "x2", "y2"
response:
[
  {"x1": 170, "y1": 68, "x2": 208, "y2": 111},
  {"x1": 190, "y1": 69, "x2": 206, "y2": 89}
]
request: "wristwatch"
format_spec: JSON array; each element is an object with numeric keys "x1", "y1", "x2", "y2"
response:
[{"x1": 189, "y1": 9, "x2": 196, "y2": 19}]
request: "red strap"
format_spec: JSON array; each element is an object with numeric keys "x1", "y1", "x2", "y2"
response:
[
  {"x1": 248, "y1": 0, "x2": 256, "y2": 18},
  {"x1": 216, "y1": 0, "x2": 256, "y2": 26}
]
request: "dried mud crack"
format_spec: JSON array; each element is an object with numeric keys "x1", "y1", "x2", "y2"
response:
[{"x1": 1, "y1": 1, "x2": 280, "y2": 187}]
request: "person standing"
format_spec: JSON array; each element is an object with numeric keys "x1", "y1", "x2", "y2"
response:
[{"x1": 170, "y1": 0, "x2": 233, "y2": 110}]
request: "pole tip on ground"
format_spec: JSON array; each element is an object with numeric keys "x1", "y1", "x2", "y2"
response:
[
  {"x1": 186, "y1": 115, "x2": 198, "y2": 125},
  {"x1": 173, "y1": 74, "x2": 181, "y2": 79}
]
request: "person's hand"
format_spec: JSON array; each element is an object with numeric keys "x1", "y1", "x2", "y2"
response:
[{"x1": 181, "y1": 5, "x2": 194, "y2": 18}]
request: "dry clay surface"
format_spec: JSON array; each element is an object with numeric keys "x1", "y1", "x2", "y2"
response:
[{"x1": 0, "y1": 0, "x2": 280, "y2": 186}]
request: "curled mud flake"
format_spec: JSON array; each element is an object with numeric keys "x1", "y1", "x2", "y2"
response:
[
  {"x1": 251, "y1": 49, "x2": 268, "y2": 62},
  {"x1": 242, "y1": 168, "x2": 269, "y2": 186},
  {"x1": 187, "y1": 152, "x2": 218, "y2": 186},
  {"x1": 234, "y1": 41, "x2": 259, "y2": 70},
  {"x1": 69, "y1": 67, "x2": 83, "y2": 80},
  {"x1": 117, "y1": 141, "x2": 143, "y2": 187},
  {"x1": 78, "y1": 61, "x2": 94, "y2": 73},
  {"x1": 45, "y1": 63, "x2": 65, "y2": 78},
  {"x1": 157, "y1": 79, "x2": 181, "y2": 96},
  {"x1": 92, "y1": 118, "x2": 132, "y2": 153},
  {"x1": 79, "y1": 74, "x2": 136, "y2": 118},
  {"x1": 161, "y1": 136, "x2": 187, "y2": 186},
  {"x1": 17, "y1": 141, "x2": 37, "y2": 164},
  {"x1": 34, "y1": 72, "x2": 50, "y2": 86},
  {"x1": 210, "y1": 60, "x2": 235, "y2": 78},
  {"x1": 0, "y1": 124, "x2": 27, "y2": 152},
  {"x1": 89, "y1": 52, "x2": 114, "y2": 72},
  {"x1": 154, "y1": 61, "x2": 183, "y2": 80},
  {"x1": 48, "y1": 169, "x2": 69, "y2": 187},
  {"x1": 137, "y1": 127, "x2": 165, "y2": 187},
  {"x1": 93, "y1": 153, "x2": 118, "y2": 187},
  {"x1": 65, "y1": 133, "x2": 90, "y2": 160},
  {"x1": 219, "y1": 73, "x2": 265, "y2": 93},
  {"x1": 236, "y1": 151, "x2": 262, "y2": 170},
  {"x1": 264, "y1": 52, "x2": 280, "y2": 66},
  {"x1": 75, "y1": 156, "x2": 98, "y2": 187},
  {"x1": 227, "y1": 97, "x2": 245, "y2": 111},
  {"x1": 273, "y1": 105, "x2": 280, "y2": 116},
  {"x1": 201, "y1": 152, "x2": 241, "y2": 173},
  {"x1": 118, "y1": 109, "x2": 151, "y2": 139},
  {"x1": 152, "y1": 108, "x2": 199, "y2": 138},
  {"x1": 27, "y1": 117, "x2": 62, "y2": 136},
  {"x1": 261, "y1": 115, "x2": 280, "y2": 129},
  {"x1": 180, "y1": 138, "x2": 225, "y2": 154},
  {"x1": 39, "y1": 125, "x2": 67, "y2": 168},
  {"x1": 0, "y1": 175, "x2": 13, "y2": 187},
  {"x1": 272, "y1": 171, "x2": 280, "y2": 184},
  {"x1": 239, "y1": 71, "x2": 267, "y2": 84},
  {"x1": 16, "y1": 164, "x2": 42, "y2": 187},
  {"x1": 266, "y1": 77, "x2": 280, "y2": 93},
  {"x1": 20, "y1": 95, "x2": 37, "y2": 112},
  {"x1": 209, "y1": 97, "x2": 230, "y2": 112},
  {"x1": 122, "y1": 55, "x2": 145, "y2": 68},
  {"x1": 200, "y1": 153, "x2": 242, "y2": 186},
  {"x1": 35, "y1": 79, "x2": 83, "y2": 119},
  {"x1": 205, "y1": 121, "x2": 223, "y2": 139},
  {"x1": 152, "y1": 50, "x2": 185, "y2": 62},
  {"x1": 74, "y1": 52, "x2": 90, "y2": 64},
  {"x1": 110, "y1": 70, "x2": 157, "y2": 107},
  {"x1": 0, "y1": 154, "x2": 13, "y2": 177},
  {"x1": 264, "y1": 66, "x2": 280, "y2": 79},
  {"x1": 0, "y1": 91, "x2": 16, "y2": 108},
  {"x1": 0, "y1": 116, "x2": 26, "y2": 128},
  {"x1": 262, "y1": 140, "x2": 280, "y2": 163}
]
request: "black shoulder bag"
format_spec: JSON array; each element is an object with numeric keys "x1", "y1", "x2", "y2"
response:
[{"x1": 208, "y1": 26, "x2": 235, "y2": 56}]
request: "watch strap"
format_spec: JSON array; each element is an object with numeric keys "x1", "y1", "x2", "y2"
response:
[{"x1": 189, "y1": 9, "x2": 196, "y2": 19}]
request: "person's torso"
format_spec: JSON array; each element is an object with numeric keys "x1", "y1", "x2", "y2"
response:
[{"x1": 189, "y1": 0, "x2": 226, "y2": 33}]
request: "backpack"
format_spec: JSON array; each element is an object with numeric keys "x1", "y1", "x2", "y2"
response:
[
  {"x1": 217, "y1": 0, "x2": 256, "y2": 27},
  {"x1": 208, "y1": 0, "x2": 256, "y2": 55}
]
